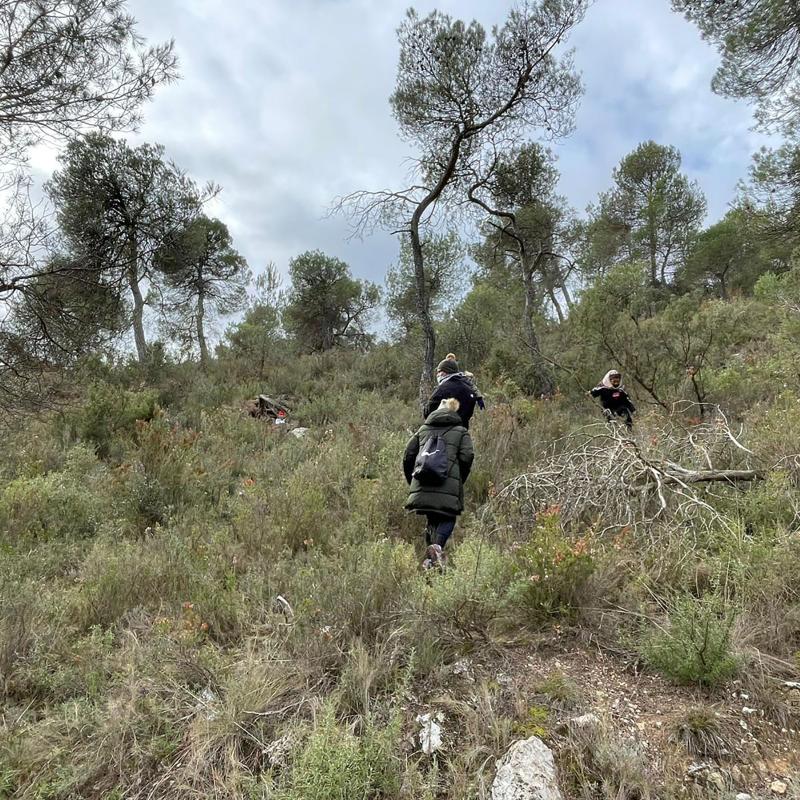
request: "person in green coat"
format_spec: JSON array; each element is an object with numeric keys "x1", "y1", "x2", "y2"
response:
[{"x1": 403, "y1": 397, "x2": 475, "y2": 570}]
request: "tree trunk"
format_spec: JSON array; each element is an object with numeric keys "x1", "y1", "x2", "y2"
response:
[
  {"x1": 196, "y1": 291, "x2": 208, "y2": 367},
  {"x1": 127, "y1": 245, "x2": 147, "y2": 363},
  {"x1": 655, "y1": 469, "x2": 762, "y2": 486},
  {"x1": 546, "y1": 286, "x2": 565, "y2": 323},
  {"x1": 718, "y1": 262, "x2": 731, "y2": 300},
  {"x1": 409, "y1": 226, "x2": 436, "y2": 407},
  {"x1": 408, "y1": 134, "x2": 465, "y2": 407},
  {"x1": 649, "y1": 237, "x2": 659, "y2": 287},
  {"x1": 645, "y1": 205, "x2": 659, "y2": 286},
  {"x1": 522, "y1": 257, "x2": 555, "y2": 397},
  {"x1": 560, "y1": 281, "x2": 574, "y2": 309}
]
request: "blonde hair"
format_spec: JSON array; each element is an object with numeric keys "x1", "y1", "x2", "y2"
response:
[
  {"x1": 445, "y1": 352, "x2": 457, "y2": 361},
  {"x1": 439, "y1": 398, "x2": 460, "y2": 412}
]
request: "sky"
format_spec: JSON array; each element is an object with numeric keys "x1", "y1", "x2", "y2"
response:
[{"x1": 30, "y1": 0, "x2": 779, "y2": 289}]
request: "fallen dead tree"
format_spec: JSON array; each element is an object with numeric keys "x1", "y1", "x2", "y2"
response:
[
  {"x1": 654, "y1": 468, "x2": 761, "y2": 485},
  {"x1": 491, "y1": 408, "x2": 765, "y2": 532}
]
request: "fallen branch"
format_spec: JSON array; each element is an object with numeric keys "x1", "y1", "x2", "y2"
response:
[
  {"x1": 655, "y1": 469, "x2": 763, "y2": 486},
  {"x1": 491, "y1": 408, "x2": 768, "y2": 532}
]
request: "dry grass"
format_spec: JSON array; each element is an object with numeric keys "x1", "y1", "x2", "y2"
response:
[{"x1": 669, "y1": 705, "x2": 732, "y2": 759}]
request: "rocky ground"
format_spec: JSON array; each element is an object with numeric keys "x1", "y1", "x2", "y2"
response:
[{"x1": 406, "y1": 633, "x2": 800, "y2": 799}]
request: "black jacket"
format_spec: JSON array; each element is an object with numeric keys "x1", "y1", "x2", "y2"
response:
[
  {"x1": 590, "y1": 385, "x2": 636, "y2": 415},
  {"x1": 423, "y1": 374, "x2": 478, "y2": 428},
  {"x1": 403, "y1": 408, "x2": 474, "y2": 517}
]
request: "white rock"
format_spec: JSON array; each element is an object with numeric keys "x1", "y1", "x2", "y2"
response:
[
  {"x1": 771, "y1": 780, "x2": 788, "y2": 795},
  {"x1": 707, "y1": 772, "x2": 725, "y2": 792},
  {"x1": 687, "y1": 763, "x2": 712, "y2": 779},
  {"x1": 416, "y1": 712, "x2": 443, "y2": 755},
  {"x1": 735, "y1": 794, "x2": 752, "y2": 800},
  {"x1": 196, "y1": 687, "x2": 219, "y2": 721},
  {"x1": 742, "y1": 706, "x2": 757, "y2": 715},
  {"x1": 264, "y1": 734, "x2": 293, "y2": 769},
  {"x1": 452, "y1": 658, "x2": 471, "y2": 677},
  {"x1": 570, "y1": 713, "x2": 601, "y2": 730},
  {"x1": 492, "y1": 737, "x2": 563, "y2": 800},
  {"x1": 290, "y1": 427, "x2": 310, "y2": 438},
  {"x1": 496, "y1": 671, "x2": 512, "y2": 686}
]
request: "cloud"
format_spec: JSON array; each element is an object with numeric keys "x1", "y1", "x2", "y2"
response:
[
  {"x1": 558, "y1": 0, "x2": 777, "y2": 220},
  {"x1": 38, "y1": 0, "x2": 781, "y2": 288}
]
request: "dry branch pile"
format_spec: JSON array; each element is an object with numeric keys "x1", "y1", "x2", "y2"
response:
[{"x1": 492, "y1": 409, "x2": 762, "y2": 532}]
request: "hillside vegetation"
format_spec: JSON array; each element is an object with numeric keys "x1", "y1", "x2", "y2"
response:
[
  {"x1": 3, "y1": 0, "x2": 800, "y2": 797},
  {"x1": 1, "y1": 312, "x2": 800, "y2": 798}
]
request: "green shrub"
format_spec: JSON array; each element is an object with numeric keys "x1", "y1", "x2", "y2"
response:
[
  {"x1": 640, "y1": 595, "x2": 740, "y2": 687},
  {"x1": 711, "y1": 523, "x2": 800, "y2": 655},
  {"x1": 557, "y1": 715, "x2": 653, "y2": 800},
  {"x1": 11, "y1": 626, "x2": 117, "y2": 703},
  {"x1": 412, "y1": 537, "x2": 514, "y2": 645},
  {"x1": 733, "y1": 471, "x2": 799, "y2": 533},
  {"x1": 508, "y1": 512, "x2": 594, "y2": 621},
  {"x1": 535, "y1": 670, "x2": 583, "y2": 711},
  {"x1": 278, "y1": 706, "x2": 404, "y2": 800},
  {"x1": 62, "y1": 381, "x2": 159, "y2": 459},
  {"x1": 0, "y1": 470, "x2": 105, "y2": 541},
  {"x1": 278, "y1": 539, "x2": 419, "y2": 659},
  {"x1": 0, "y1": 418, "x2": 66, "y2": 480},
  {"x1": 115, "y1": 416, "x2": 213, "y2": 533},
  {"x1": 70, "y1": 530, "x2": 243, "y2": 636}
]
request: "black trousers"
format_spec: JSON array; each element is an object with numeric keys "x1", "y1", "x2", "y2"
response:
[{"x1": 424, "y1": 513, "x2": 456, "y2": 548}]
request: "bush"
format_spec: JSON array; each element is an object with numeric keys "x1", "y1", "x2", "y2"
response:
[
  {"x1": 411, "y1": 537, "x2": 514, "y2": 646},
  {"x1": 508, "y1": 512, "x2": 595, "y2": 622},
  {"x1": 114, "y1": 415, "x2": 218, "y2": 533},
  {"x1": 273, "y1": 539, "x2": 420, "y2": 672},
  {"x1": 535, "y1": 670, "x2": 583, "y2": 711},
  {"x1": 557, "y1": 715, "x2": 654, "y2": 800},
  {"x1": 640, "y1": 595, "x2": 741, "y2": 687},
  {"x1": 670, "y1": 706, "x2": 731, "y2": 758},
  {"x1": 70, "y1": 529, "x2": 243, "y2": 636},
  {"x1": 0, "y1": 462, "x2": 106, "y2": 541},
  {"x1": 62, "y1": 381, "x2": 159, "y2": 459},
  {"x1": 277, "y1": 706, "x2": 405, "y2": 800}
]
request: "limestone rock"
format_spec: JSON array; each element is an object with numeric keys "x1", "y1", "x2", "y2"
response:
[
  {"x1": 706, "y1": 771, "x2": 725, "y2": 792},
  {"x1": 770, "y1": 780, "x2": 788, "y2": 795},
  {"x1": 196, "y1": 687, "x2": 219, "y2": 721},
  {"x1": 264, "y1": 734, "x2": 293, "y2": 769},
  {"x1": 416, "y1": 712, "x2": 443, "y2": 755},
  {"x1": 571, "y1": 713, "x2": 601, "y2": 730},
  {"x1": 492, "y1": 736, "x2": 563, "y2": 800}
]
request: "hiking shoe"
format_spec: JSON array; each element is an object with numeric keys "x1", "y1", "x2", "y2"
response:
[{"x1": 425, "y1": 544, "x2": 445, "y2": 571}]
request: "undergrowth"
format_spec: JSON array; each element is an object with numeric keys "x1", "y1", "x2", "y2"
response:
[{"x1": 0, "y1": 353, "x2": 798, "y2": 799}]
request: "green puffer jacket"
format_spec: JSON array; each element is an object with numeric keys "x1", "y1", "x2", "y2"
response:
[{"x1": 403, "y1": 407, "x2": 474, "y2": 517}]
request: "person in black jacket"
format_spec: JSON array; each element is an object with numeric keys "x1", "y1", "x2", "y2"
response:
[
  {"x1": 403, "y1": 397, "x2": 474, "y2": 570},
  {"x1": 589, "y1": 369, "x2": 636, "y2": 429},
  {"x1": 423, "y1": 356, "x2": 481, "y2": 429}
]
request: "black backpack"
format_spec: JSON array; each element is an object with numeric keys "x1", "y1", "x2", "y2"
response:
[{"x1": 412, "y1": 429, "x2": 452, "y2": 485}]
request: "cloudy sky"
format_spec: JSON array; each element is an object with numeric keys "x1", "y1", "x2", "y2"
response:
[{"x1": 32, "y1": 0, "x2": 778, "y2": 289}]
